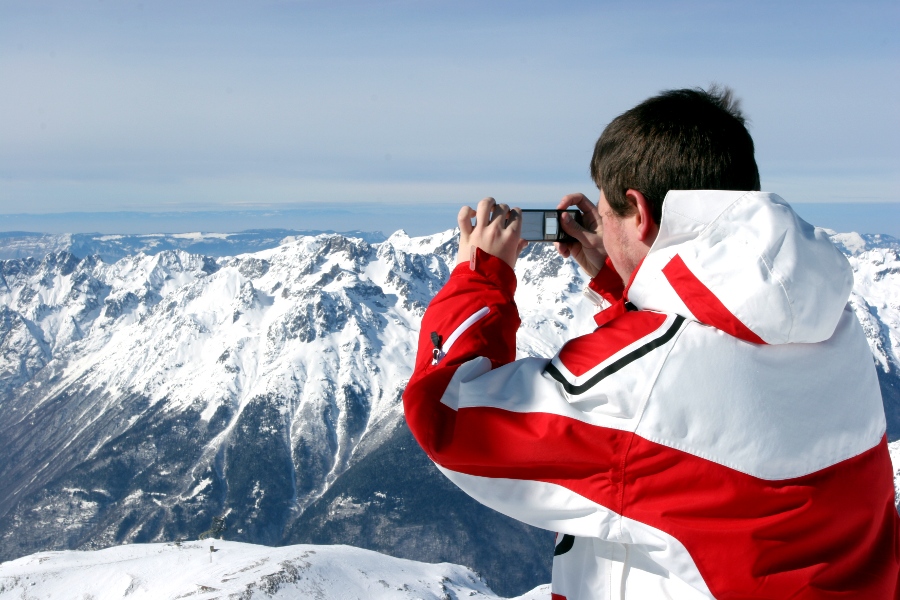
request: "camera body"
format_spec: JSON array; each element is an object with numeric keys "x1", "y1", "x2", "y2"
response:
[{"x1": 519, "y1": 209, "x2": 583, "y2": 242}]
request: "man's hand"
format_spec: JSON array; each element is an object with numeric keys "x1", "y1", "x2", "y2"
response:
[
  {"x1": 555, "y1": 193, "x2": 607, "y2": 278},
  {"x1": 456, "y1": 197, "x2": 528, "y2": 270}
]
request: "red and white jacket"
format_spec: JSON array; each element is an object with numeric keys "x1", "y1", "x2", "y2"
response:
[{"x1": 403, "y1": 190, "x2": 900, "y2": 599}]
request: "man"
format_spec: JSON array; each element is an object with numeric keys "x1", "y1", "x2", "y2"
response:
[{"x1": 403, "y1": 88, "x2": 899, "y2": 599}]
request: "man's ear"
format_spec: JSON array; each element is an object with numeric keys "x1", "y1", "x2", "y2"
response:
[{"x1": 624, "y1": 189, "x2": 659, "y2": 243}]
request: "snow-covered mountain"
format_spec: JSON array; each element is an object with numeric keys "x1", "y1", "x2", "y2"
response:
[
  {"x1": 0, "y1": 540, "x2": 550, "y2": 600},
  {"x1": 829, "y1": 232, "x2": 900, "y2": 435},
  {"x1": 0, "y1": 227, "x2": 898, "y2": 596}
]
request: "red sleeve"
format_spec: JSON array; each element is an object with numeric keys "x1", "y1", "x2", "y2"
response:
[
  {"x1": 403, "y1": 248, "x2": 520, "y2": 459},
  {"x1": 588, "y1": 257, "x2": 625, "y2": 304}
]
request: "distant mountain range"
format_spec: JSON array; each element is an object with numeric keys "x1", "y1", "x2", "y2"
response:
[
  {"x1": 0, "y1": 228, "x2": 897, "y2": 597},
  {"x1": 0, "y1": 229, "x2": 387, "y2": 262}
]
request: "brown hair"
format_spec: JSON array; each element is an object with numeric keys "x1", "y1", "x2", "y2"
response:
[{"x1": 590, "y1": 86, "x2": 760, "y2": 224}]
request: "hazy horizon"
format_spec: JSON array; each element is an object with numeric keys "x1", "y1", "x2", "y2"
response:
[{"x1": 2, "y1": 201, "x2": 898, "y2": 239}]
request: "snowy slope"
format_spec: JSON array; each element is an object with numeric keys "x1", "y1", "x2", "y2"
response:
[
  {"x1": 831, "y1": 232, "x2": 900, "y2": 376},
  {"x1": 830, "y1": 232, "x2": 900, "y2": 447},
  {"x1": 0, "y1": 541, "x2": 549, "y2": 600}
]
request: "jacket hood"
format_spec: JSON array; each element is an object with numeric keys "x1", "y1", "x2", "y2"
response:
[{"x1": 628, "y1": 191, "x2": 853, "y2": 345}]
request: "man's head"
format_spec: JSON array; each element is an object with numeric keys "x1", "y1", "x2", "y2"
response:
[
  {"x1": 581, "y1": 86, "x2": 760, "y2": 282},
  {"x1": 591, "y1": 86, "x2": 760, "y2": 226}
]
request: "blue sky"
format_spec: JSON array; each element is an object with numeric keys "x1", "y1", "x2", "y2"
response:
[{"x1": 0, "y1": 0, "x2": 897, "y2": 234}]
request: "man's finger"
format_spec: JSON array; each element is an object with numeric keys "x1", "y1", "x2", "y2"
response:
[
  {"x1": 494, "y1": 203, "x2": 510, "y2": 227},
  {"x1": 556, "y1": 193, "x2": 581, "y2": 210},
  {"x1": 559, "y1": 211, "x2": 593, "y2": 245},
  {"x1": 475, "y1": 197, "x2": 496, "y2": 229},
  {"x1": 554, "y1": 240, "x2": 572, "y2": 259},
  {"x1": 556, "y1": 193, "x2": 595, "y2": 213},
  {"x1": 505, "y1": 207, "x2": 522, "y2": 230},
  {"x1": 457, "y1": 206, "x2": 476, "y2": 236},
  {"x1": 557, "y1": 193, "x2": 601, "y2": 235}
]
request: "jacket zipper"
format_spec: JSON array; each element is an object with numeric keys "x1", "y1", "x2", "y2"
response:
[{"x1": 431, "y1": 306, "x2": 490, "y2": 365}]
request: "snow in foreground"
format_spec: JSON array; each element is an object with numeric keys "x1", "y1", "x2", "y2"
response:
[
  {"x1": 890, "y1": 440, "x2": 900, "y2": 505},
  {"x1": 0, "y1": 540, "x2": 549, "y2": 600}
]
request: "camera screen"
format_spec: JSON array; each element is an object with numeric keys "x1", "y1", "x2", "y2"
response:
[
  {"x1": 520, "y1": 210, "x2": 577, "y2": 242},
  {"x1": 544, "y1": 215, "x2": 558, "y2": 236},
  {"x1": 520, "y1": 211, "x2": 546, "y2": 241}
]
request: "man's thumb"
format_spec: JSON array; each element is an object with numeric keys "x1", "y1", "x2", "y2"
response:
[{"x1": 561, "y1": 212, "x2": 589, "y2": 243}]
